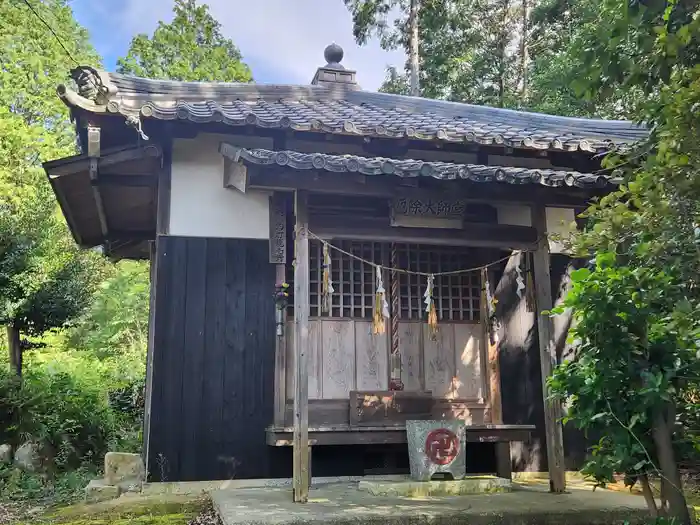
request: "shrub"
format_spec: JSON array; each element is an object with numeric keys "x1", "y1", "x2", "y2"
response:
[
  {"x1": 108, "y1": 377, "x2": 145, "y2": 453},
  {"x1": 0, "y1": 362, "x2": 118, "y2": 470},
  {"x1": 20, "y1": 367, "x2": 115, "y2": 469},
  {"x1": 0, "y1": 368, "x2": 22, "y2": 447}
]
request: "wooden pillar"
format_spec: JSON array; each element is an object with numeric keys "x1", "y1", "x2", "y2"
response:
[
  {"x1": 274, "y1": 264, "x2": 288, "y2": 427},
  {"x1": 292, "y1": 190, "x2": 310, "y2": 503},
  {"x1": 531, "y1": 205, "x2": 566, "y2": 493},
  {"x1": 270, "y1": 193, "x2": 288, "y2": 428}
]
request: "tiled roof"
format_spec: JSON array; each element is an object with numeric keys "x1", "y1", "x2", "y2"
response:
[
  {"x1": 220, "y1": 145, "x2": 619, "y2": 189},
  {"x1": 59, "y1": 67, "x2": 648, "y2": 154}
]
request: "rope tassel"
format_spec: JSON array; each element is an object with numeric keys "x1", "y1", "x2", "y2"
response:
[
  {"x1": 424, "y1": 274, "x2": 438, "y2": 336},
  {"x1": 373, "y1": 265, "x2": 389, "y2": 335},
  {"x1": 321, "y1": 243, "x2": 334, "y2": 313},
  {"x1": 515, "y1": 260, "x2": 526, "y2": 300}
]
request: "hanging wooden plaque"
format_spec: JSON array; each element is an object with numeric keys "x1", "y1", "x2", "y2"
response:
[{"x1": 269, "y1": 193, "x2": 287, "y2": 264}]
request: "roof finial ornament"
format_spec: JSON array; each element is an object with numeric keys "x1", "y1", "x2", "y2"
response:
[
  {"x1": 324, "y1": 43, "x2": 344, "y2": 69},
  {"x1": 311, "y1": 43, "x2": 356, "y2": 87}
]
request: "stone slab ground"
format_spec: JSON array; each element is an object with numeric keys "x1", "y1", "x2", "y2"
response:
[{"x1": 212, "y1": 481, "x2": 651, "y2": 525}]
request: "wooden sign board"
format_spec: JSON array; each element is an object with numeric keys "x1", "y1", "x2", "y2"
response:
[
  {"x1": 390, "y1": 197, "x2": 466, "y2": 229},
  {"x1": 349, "y1": 390, "x2": 434, "y2": 427},
  {"x1": 268, "y1": 193, "x2": 287, "y2": 264}
]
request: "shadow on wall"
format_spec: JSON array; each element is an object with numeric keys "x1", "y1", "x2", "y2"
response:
[{"x1": 493, "y1": 253, "x2": 590, "y2": 473}]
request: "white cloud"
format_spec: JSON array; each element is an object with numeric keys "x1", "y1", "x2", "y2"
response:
[{"x1": 109, "y1": 0, "x2": 406, "y2": 91}]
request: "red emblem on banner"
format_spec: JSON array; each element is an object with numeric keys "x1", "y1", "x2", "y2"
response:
[{"x1": 425, "y1": 428, "x2": 460, "y2": 465}]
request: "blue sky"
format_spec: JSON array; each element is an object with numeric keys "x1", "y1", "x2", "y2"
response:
[{"x1": 69, "y1": 0, "x2": 405, "y2": 91}]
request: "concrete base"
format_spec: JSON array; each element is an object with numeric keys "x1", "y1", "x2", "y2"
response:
[
  {"x1": 85, "y1": 479, "x2": 120, "y2": 503},
  {"x1": 212, "y1": 481, "x2": 652, "y2": 525},
  {"x1": 358, "y1": 476, "x2": 511, "y2": 497},
  {"x1": 141, "y1": 475, "x2": 407, "y2": 496}
]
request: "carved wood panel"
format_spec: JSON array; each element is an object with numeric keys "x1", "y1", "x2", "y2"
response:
[
  {"x1": 285, "y1": 320, "x2": 322, "y2": 400},
  {"x1": 454, "y1": 323, "x2": 485, "y2": 401},
  {"x1": 321, "y1": 320, "x2": 355, "y2": 398},
  {"x1": 355, "y1": 321, "x2": 389, "y2": 391},
  {"x1": 423, "y1": 324, "x2": 456, "y2": 398},
  {"x1": 398, "y1": 322, "x2": 422, "y2": 391}
]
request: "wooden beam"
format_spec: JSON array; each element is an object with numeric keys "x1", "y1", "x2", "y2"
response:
[
  {"x1": 156, "y1": 140, "x2": 172, "y2": 235},
  {"x1": 92, "y1": 174, "x2": 157, "y2": 187},
  {"x1": 530, "y1": 205, "x2": 566, "y2": 493},
  {"x1": 292, "y1": 190, "x2": 310, "y2": 503},
  {"x1": 89, "y1": 158, "x2": 109, "y2": 238},
  {"x1": 310, "y1": 220, "x2": 538, "y2": 250},
  {"x1": 246, "y1": 167, "x2": 601, "y2": 208},
  {"x1": 105, "y1": 230, "x2": 155, "y2": 241},
  {"x1": 142, "y1": 239, "x2": 159, "y2": 475},
  {"x1": 46, "y1": 144, "x2": 162, "y2": 177}
]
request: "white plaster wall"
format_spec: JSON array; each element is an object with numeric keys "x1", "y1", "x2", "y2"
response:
[
  {"x1": 545, "y1": 207, "x2": 576, "y2": 254},
  {"x1": 169, "y1": 134, "x2": 272, "y2": 239},
  {"x1": 496, "y1": 205, "x2": 532, "y2": 227},
  {"x1": 495, "y1": 204, "x2": 576, "y2": 254}
]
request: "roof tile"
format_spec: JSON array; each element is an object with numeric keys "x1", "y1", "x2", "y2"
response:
[
  {"x1": 219, "y1": 145, "x2": 619, "y2": 189},
  {"x1": 60, "y1": 68, "x2": 649, "y2": 154}
]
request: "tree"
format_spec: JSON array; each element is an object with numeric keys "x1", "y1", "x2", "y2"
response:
[
  {"x1": 0, "y1": 0, "x2": 108, "y2": 376},
  {"x1": 349, "y1": 0, "x2": 532, "y2": 108},
  {"x1": 117, "y1": 0, "x2": 253, "y2": 82},
  {"x1": 67, "y1": 261, "x2": 150, "y2": 362},
  {"x1": 344, "y1": 0, "x2": 421, "y2": 95},
  {"x1": 549, "y1": 1, "x2": 700, "y2": 522},
  {"x1": 526, "y1": 0, "x2": 646, "y2": 118}
]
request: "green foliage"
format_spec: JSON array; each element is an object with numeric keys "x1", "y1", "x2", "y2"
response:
[
  {"x1": 349, "y1": 0, "x2": 529, "y2": 106},
  {"x1": 547, "y1": 1, "x2": 700, "y2": 521},
  {"x1": 0, "y1": 463, "x2": 96, "y2": 507},
  {"x1": 0, "y1": 0, "x2": 108, "y2": 359},
  {"x1": 0, "y1": 364, "x2": 114, "y2": 468},
  {"x1": 117, "y1": 0, "x2": 253, "y2": 82},
  {"x1": 344, "y1": 0, "x2": 401, "y2": 47},
  {"x1": 550, "y1": 255, "x2": 699, "y2": 484},
  {"x1": 379, "y1": 65, "x2": 410, "y2": 95},
  {"x1": 0, "y1": 344, "x2": 146, "y2": 472},
  {"x1": 67, "y1": 261, "x2": 150, "y2": 361}
]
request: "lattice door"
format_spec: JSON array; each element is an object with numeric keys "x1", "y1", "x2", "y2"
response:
[{"x1": 289, "y1": 240, "x2": 481, "y2": 322}]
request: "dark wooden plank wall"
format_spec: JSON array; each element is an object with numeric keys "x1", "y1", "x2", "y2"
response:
[
  {"x1": 498, "y1": 254, "x2": 588, "y2": 473},
  {"x1": 146, "y1": 235, "x2": 285, "y2": 481},
  {"x1": 144, "y1": 234, "x2": 588, "y2": 480}
]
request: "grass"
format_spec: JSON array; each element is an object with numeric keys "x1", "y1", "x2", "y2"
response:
[{"x1": 0, "y1": 465, "x2": 211, "y2": 525}]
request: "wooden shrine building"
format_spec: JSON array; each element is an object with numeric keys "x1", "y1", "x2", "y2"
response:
[{"x1": 44, "y1": 45, "x2": 647, "y2": 492}]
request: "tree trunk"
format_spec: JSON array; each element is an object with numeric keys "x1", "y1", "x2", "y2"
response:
[
  {"x1": 6, "y1": 324, "x2": 22, "y2": 378},
  {"x1": 518, "y1": 0, "x2": 530, "y2": 102},
  {"x1": 639, "y1": 474, "x2": 659, "y2": 517},
  {"x1": 409, "y1": 0, "x2": 420, "y2": 96},
  {"x1": 651, "y1": 403, "x2": 690, "y2": 524},
  {"x1": 497, "y1": 0, "x2": 511, "y2": 107}
]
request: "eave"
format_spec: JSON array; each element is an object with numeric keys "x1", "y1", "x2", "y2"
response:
[{"x1": 43, "y1": 144, "x2": 162, "y2": 259}]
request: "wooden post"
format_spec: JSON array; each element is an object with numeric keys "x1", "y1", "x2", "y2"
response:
[
  {"x1": 293, "y1": 190, "x2": 310, "y2": 503},
  {"x1": 274, "y1": 264, "x2": 288, "y2": 428},
  {"x1": 482, "y1": 267, "x2": 502, "y2": 425},
  {"x1": 530, "y1": 205, "x2": 566, "y2": 493}
]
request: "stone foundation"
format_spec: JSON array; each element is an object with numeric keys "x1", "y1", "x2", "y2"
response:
[{"x1": 84, "y1": 452, "x2": 145, "y2": 503}]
